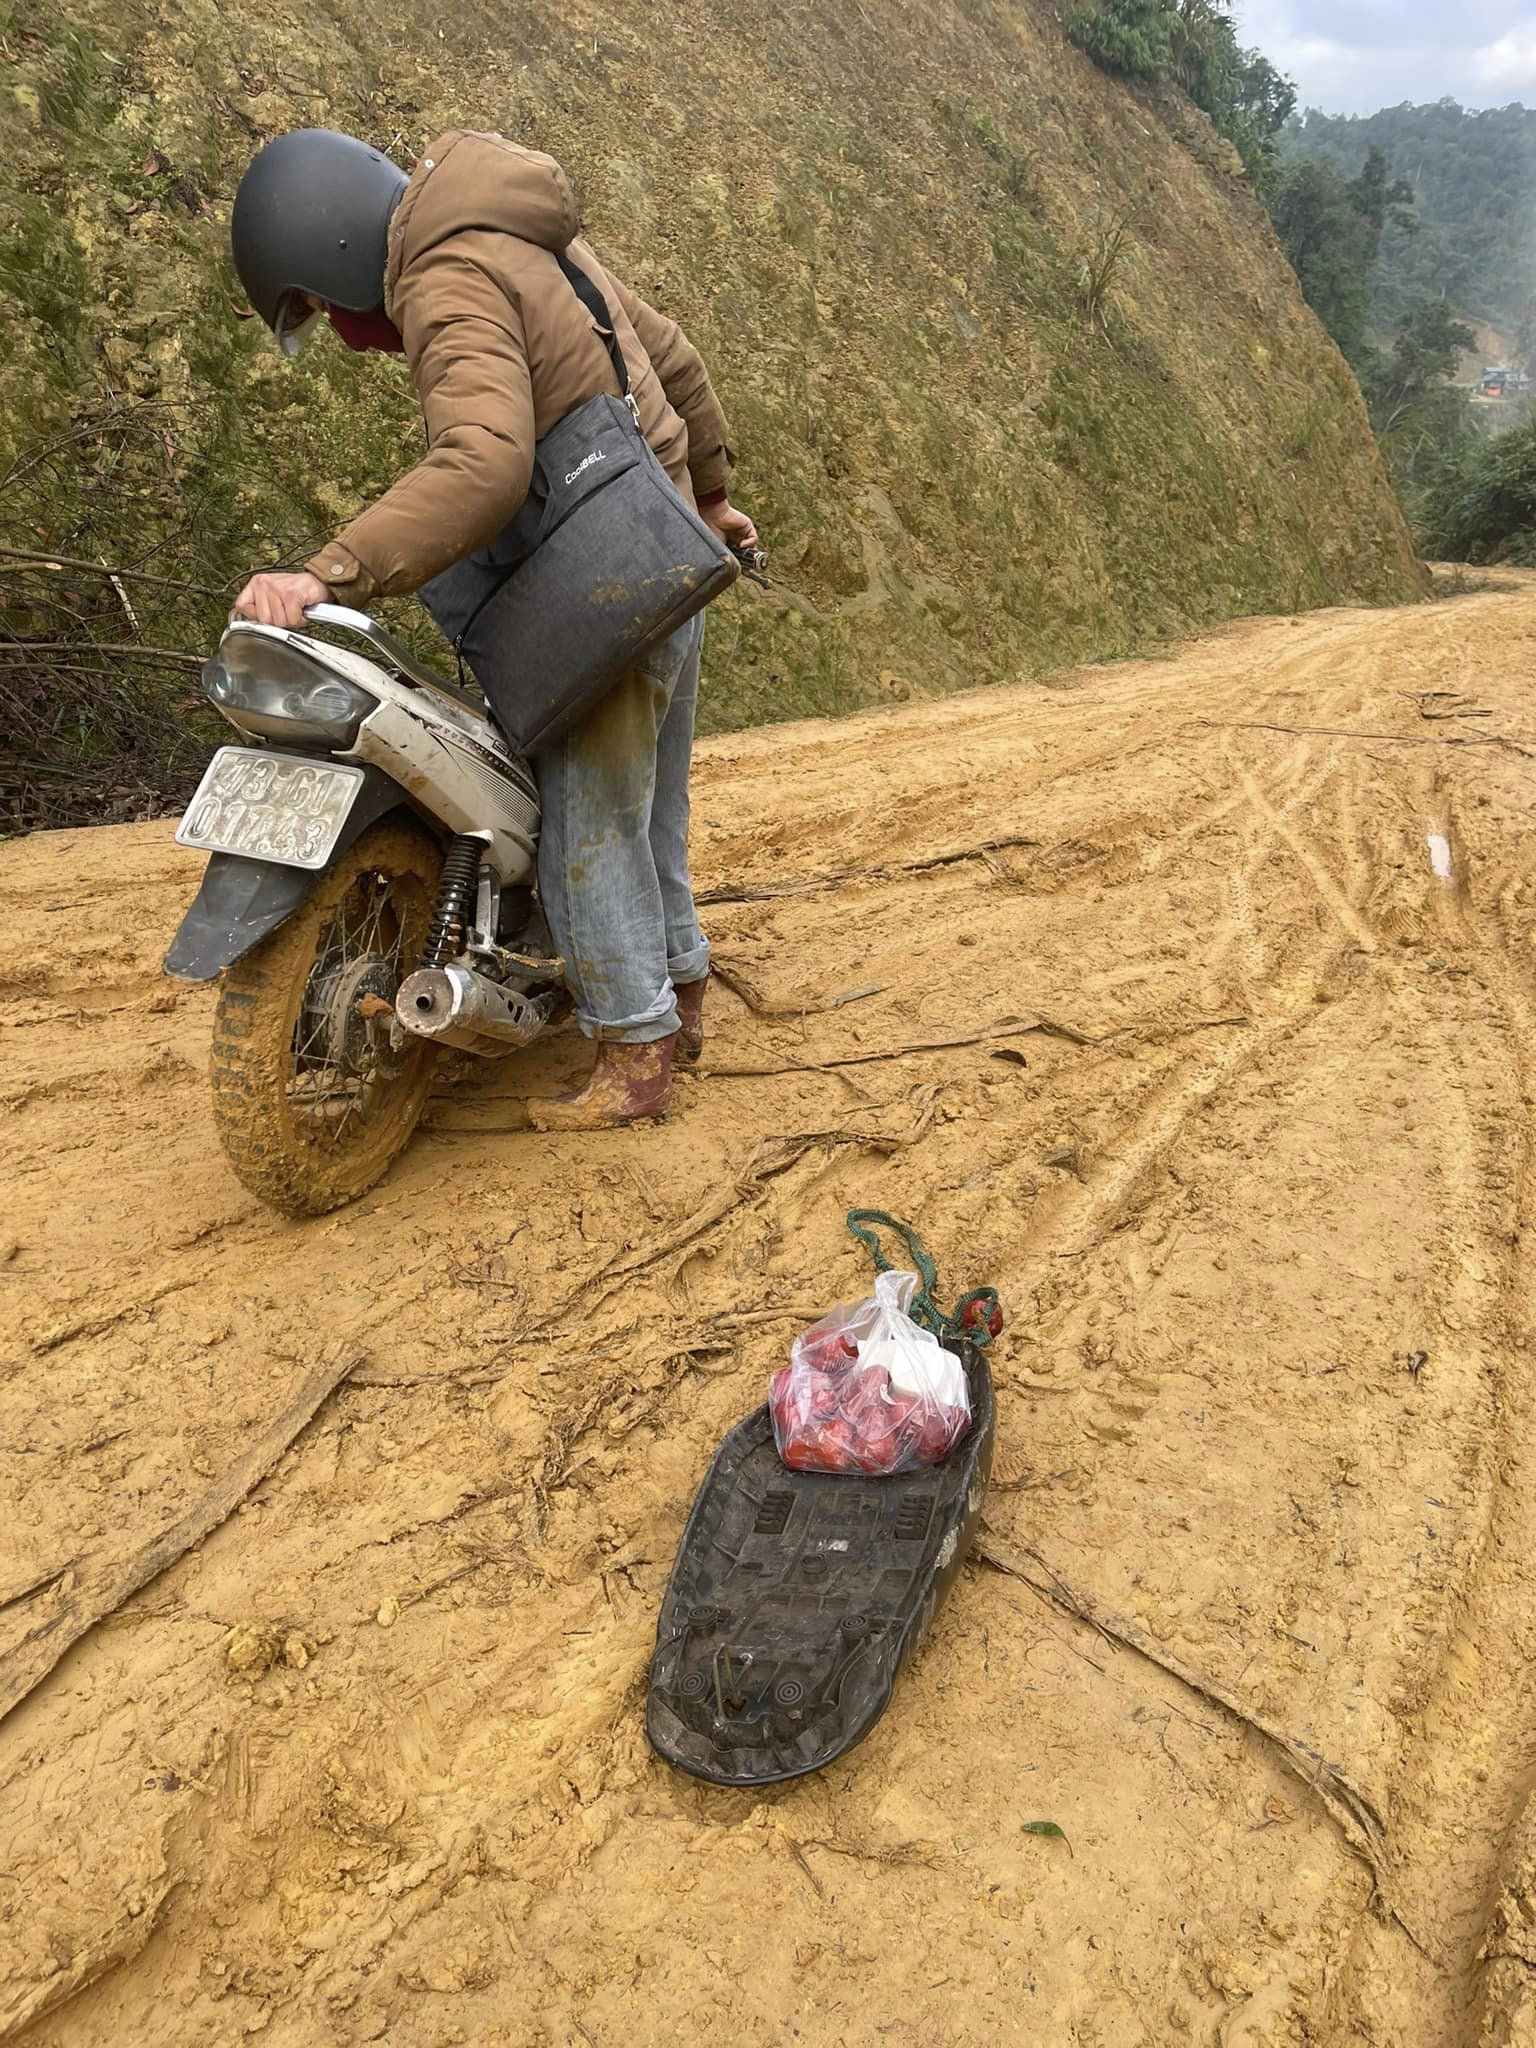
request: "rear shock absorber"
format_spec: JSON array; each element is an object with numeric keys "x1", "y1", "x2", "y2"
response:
[{"x1": 423, "y1": 834, "x2": 485, "y2": 969}]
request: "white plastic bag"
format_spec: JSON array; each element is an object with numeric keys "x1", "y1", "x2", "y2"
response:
[{"x1": 769, "y1": 1271, "x2": 973, "y2": 1475}]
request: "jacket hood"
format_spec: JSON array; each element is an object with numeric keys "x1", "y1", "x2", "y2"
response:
[{"x1": 387, "y1": 130, "x2": 579, "y2": 295}]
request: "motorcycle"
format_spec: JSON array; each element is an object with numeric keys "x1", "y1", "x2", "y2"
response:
[{"x1": 164, "y1": 561, "x2": 763, "y2": 1217}]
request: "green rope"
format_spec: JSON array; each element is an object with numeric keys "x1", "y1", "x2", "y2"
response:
[{"x1": 845, "y1": 1208, "x2": 1001, "y2": 1348}]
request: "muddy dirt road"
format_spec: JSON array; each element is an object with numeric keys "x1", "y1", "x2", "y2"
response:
[{"x1": 6, "y1": 582, "x2": 1536, "y2": 2046}]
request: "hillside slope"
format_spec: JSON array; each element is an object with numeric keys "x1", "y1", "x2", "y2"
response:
[{"x1": 4, "y1": 0, "x2": 1422, "y2": 816}]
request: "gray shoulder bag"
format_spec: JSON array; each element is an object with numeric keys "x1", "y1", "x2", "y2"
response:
[{"x1": 418, "y1": 251, "x2": 738, "y2": 757}]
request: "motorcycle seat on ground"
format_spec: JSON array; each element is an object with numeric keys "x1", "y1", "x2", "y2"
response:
[{"x1": 645, "y1": 1336, "x2": 994, "y2": 1786}]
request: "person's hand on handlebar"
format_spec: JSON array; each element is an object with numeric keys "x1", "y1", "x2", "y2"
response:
[
  {"x1": 233, "y1": 569, "x2": 331, "y2": 628},
  {"x1": 700, "y1": 499, "x2": 759, "y2": 553}
]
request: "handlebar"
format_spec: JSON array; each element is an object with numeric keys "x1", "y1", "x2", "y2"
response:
[
  {"x1": 730, "y1": 542, "x2": 769, "y2": 581},
  {"x1": 280, "y1": 603, "x2": 481, "y2": 703}
]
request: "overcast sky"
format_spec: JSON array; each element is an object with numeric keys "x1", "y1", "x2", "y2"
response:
[{"x1": 1234, "y1": 1, "x2": 1536, "y2": 114}]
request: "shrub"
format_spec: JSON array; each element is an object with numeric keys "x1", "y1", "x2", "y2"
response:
[
  {"x1": 1419, "y1": 420, "x2": 1536, "y2": 565},
  {"x1": 1069, "y1": 0, "x2": 1296, "y2": 186},
  {"x1": 1068, "y1": 0, "x2": 1174, "y2": 80}
]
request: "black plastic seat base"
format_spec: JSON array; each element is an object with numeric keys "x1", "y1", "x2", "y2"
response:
[{"x1": 646, "y1": 1338, "x2": 994, "y2": 1786}]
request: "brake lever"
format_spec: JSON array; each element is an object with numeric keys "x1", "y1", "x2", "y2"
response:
[{"x1": 731, "y1": 544, "x2": 769, "y2": 587}]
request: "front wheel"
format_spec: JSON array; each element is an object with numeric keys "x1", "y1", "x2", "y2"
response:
[{"x1": 209, "y1": 820, "x2": 444, "y2": 1216}]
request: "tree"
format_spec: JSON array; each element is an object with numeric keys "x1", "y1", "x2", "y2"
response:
[
  {"x1": 1366, "y1": 300, "x2": 1475, "y2": 434},
  {"x1": 1268, "y1": 131, "x2": 1472, "y2": 534},
  {"x1": 1168, "y1": 4, "x2": 1296, "y2": 184},
  {"x1": 1068, "y1": 0, "x2": 1296, "y2": 186},
  {"x1": 1267, "y1": 148, "x2": 1413, "y2": 363},
  {"x1": 1221, "y1": 49, "x2": 1297, "y2": 188},
  {"x1": 1350, "y1": 146, "x2": 1418, "y2": 246},
  {"x1": 1361, "y1": 299, "x2": 1475, "y2": 501},
  {"x1": 1514, "y1": 295, "x2": 1536, "y2": 377}
]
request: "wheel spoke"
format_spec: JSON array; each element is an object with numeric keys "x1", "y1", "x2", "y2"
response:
[
  {"x1": 283, "y1": 865, "x2": 424, "y2": 1144},
  {"x1": 293, "y1": 1008, "x2": 329, "y2": 1067},
  {"x1": 355, "y1": 885, "x2": 390, "y2": 959}
]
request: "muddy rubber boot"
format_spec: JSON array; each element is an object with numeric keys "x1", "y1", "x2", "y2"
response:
[
  {"x1": 528, "y1": 1033, "x2": 679, "y2": 1132},
  {"x1": 675, "y1": 977, "x2": 707, "y2": 1066}
]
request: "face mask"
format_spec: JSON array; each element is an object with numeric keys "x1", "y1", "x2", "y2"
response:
[{"x1": 326, "y1": 303, "x2": 405, "y2": 354}]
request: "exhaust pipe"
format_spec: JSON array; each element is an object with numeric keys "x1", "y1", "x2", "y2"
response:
[{"x1": 396, "y1": 962, "x2": 554, "y2": 1057}]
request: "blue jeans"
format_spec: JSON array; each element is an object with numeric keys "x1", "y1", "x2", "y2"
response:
[{"x1": 534, "y1": 612, "x2": 710, "y2": 1043}]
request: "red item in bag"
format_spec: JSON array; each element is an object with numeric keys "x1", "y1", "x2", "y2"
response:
[{"x1": 769, "y1": 1272, "x2": 973, "y2": 1477}]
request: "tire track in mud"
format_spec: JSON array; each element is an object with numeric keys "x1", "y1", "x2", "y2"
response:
[
  {"x1": 1210, "y1": 669, "x2": 1536, "y2": 2042},
  {"x1": 691, "y1": 613, "x2": 1359, "y2": 905},
  {"x1": 1333, "y1": 840, "x2": 1536, "y2": 2048},
  {"x1": 1011, "y1": 703, "x2": 1525, "y2": 2046},
  {"x1": 1023, "y1": 726, "x2": 1360, "y2": 1262},
  {"x1": 1064, "y1": 620, "x2": 1453, "y2": 1262},
  {"x1": 834, "y1": 627, "x2": 1393, "y2": 1272}
]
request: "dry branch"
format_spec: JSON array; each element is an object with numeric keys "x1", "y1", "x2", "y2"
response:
[
  {"x1": 0, "y1": 1351, "x2": 362, "y2": 1725},
  {"x1": 708, "y1": 1013, "x2": 1098, "y2": 1078},
  {"x1": 1200, "y1": 716, "x2": 1531, "y2": 758},
  {"x1": 0, "y1": 541, "x2": 225, "y2": 598},
  {"x1": 0, "y1": 639, "x2": 204, "y2": 668},
  {"x1": 350, "y1": 1305, "x2": 826, "y2": 1391},
  {"x1": 0, "y1": 1560, "x2": 75, "y2": 1611},
  {"x1": 973, "y1": 1529, "x2": 1393, "y2": 1883},
  {"x1": 712, "y1": 1303, "x2": 827, "y2": 1331},
  {"x1": 786, "y1": 1838, "x2": 827, "y2": 1899},
  {"x1": 31, "y1": 1276, "x2": 199, "y2": 1356},
  {"x1": 697, "y1": 832, "x2": 1041, "y2": 906},
  {"x1": 532, "y1": 1091, "x2": 941, "y2": 1330},
  {"x1": 1400, "y1": 690, "x2": 1492, "y2": 722},
  {"x1": 711, "y1": 958, "x2": 886, "y2": 1018}
]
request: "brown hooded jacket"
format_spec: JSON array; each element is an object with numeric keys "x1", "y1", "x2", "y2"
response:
[{"x1": 306, "y1": 129, "x2": 734, "y2": 606}]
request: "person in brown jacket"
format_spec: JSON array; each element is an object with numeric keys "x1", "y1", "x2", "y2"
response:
[{"x1": 229, "y1": 127, "x2": 757, "y2": 1128}]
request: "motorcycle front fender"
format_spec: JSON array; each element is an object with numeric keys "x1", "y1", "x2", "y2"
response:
[{"x1": 162, "y1": 768, "x2": 420, "y2": 983}]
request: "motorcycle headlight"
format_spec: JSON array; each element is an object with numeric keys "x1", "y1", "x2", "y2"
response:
[{"x1": 203, "y1": 637, "x2": 378, "y2": 747}]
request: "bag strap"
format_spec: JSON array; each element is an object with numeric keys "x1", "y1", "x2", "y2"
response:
[{"x1": 557, "y1": 249, "x2": 637, "y2": 413}]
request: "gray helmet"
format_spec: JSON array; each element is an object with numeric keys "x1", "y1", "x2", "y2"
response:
[{"x1": 231, "y1": 129, "x2": 408, "y2": 353}]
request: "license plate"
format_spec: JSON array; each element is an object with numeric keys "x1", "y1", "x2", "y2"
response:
[{"x1": 175, "y1": 748, "x2": 366, "y2": 870}]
